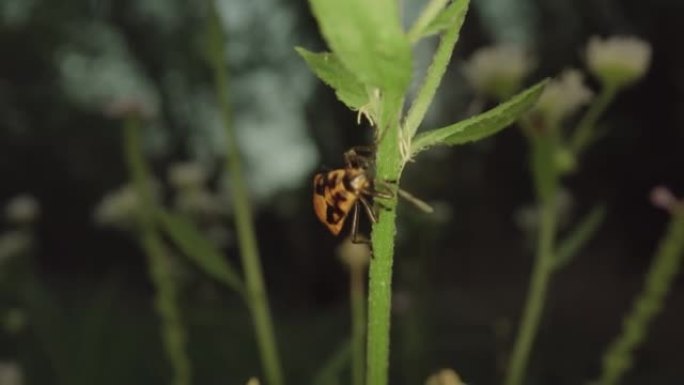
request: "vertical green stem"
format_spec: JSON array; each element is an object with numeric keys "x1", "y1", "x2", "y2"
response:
[
  {"x1": 123, "y1": 115, "x2": 192, "y2": 385},
  {"x1": 366, "y1": 207, "x2": 398, "y2": 385},
  {"x1": 595, "y1": 213, "x2": 684, "y2": 385},
  {"x1": 571, "y1": 86, "x2": 617, "y2": 154},
  {"x1": 366, "y1": 111, "x2": 403, "y2": 385},
  {"x1": 351, "y1": 265, "x2": 366, "y2": 385},
  {"x1": 206, "y1": 4, "x2": 284, "y2": 385},
  {"x1": 504, "y1": 136, "x2": 558, "y2": 385},
  {"x1": 504, "y1": 200, "x2": 556, "y2": 385}
]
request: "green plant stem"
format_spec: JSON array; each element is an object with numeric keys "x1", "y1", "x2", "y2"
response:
[
  {"x1": 366, "y1": 109, "x2": 403, "y2": 385},
  {"x1": 595, "y1": 213, "x2": 684, "y2": 385},
  {"x1": 206, "y1": 4, "x2": 284, "y2": 385},
  {"x1": 123, "y1": 114, "x2": 191, "y2": 385},
  {"x1": 364, "y1": 4, "x2": 467, "y2": 379},
  {"x1": 403, "y1": 0, "x2": 467, "y2": 140},
  {"x1": 505, "y1": 136, "x2": 558, "y2": 385},
  {"x1": 351, "y1": 265, "x2": 366, "y2": 385},
  {"x1": 571, "y1": 85, "x2": 617, "y2": 154}
]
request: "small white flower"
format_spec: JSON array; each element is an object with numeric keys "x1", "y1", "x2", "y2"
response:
[
  {"x1": 4, "y1": 194, "x2": 40, "y2": 225},
  {"x1": 425, "y1": 368, "x2": 465, "y2": 385},
  {"x1": 650, "y1": 186, "x2": 683, "y2": 214},
  {"x1": 534, "y1": 69, "x2": 594, "y2": 125},
  {"x1": 0, "y1": 231, "x2": 31, "y2": 265},
  {"x1": 245, "y1": 378, "x2": 260, "y2": 385},
  {"x1": 0, "y1": 362, "x2": 23, "y2": 385},
  {"x1": 93, "y1": 185, "x2": 141, "y2": 227},
  {"x1": 168, "y1": 162, "x2": 209, "y2": 191},
  {"x1": 586, "y1": 36, "x2": 652, "y2": 88},
  {"x1": 463, "y1": 44, "x2": 535, "y2": 99}
]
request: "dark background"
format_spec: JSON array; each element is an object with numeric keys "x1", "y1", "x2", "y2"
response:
[{"x1": 1, "y1": 0, "x2": 683, "y2": 384}]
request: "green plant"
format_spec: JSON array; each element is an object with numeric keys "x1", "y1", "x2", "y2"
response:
[
  {"x1": 123, "y1": 114, "x2": 192, "y2": 385},
  {"x1": 298, "y1": 1, "x2": 545, "y2": 383},
  {"x1": 203, "y1": 2, "x2": 285, "y2": 385},
  {"x1": 101, "y1": 3, "x2": 286, "y2": 383},
  {"x1": 477, "y1": 36, "x2": 652, "y2": 385},
  {"x1": 594, "y1": 188, "x2": 684, "y2": 385}
]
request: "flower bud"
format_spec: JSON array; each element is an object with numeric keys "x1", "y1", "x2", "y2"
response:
[
  {"x1": 4, "y1": 194, "x2": 40, "y2": 225},
  {"x1": 586, "y1": 36, "x2": 652, "y2": 89},
  {"x1": 425, "y1": 368, "x2": 465, "y2": 385},
  {"x1": 534, "y1": 69, "x2": 593, "y2": 126},
  {"x1": 463, "y1": 45, "x2": 535, "y2": 100}
]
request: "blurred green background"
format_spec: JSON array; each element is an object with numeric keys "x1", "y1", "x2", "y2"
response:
[{"x1": 1, "y1": 0, "x2": 683, "y2": 384}]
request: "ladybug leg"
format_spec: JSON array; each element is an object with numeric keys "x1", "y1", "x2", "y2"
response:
[{"x1": 350, "y1": 202, "x2": 371, "y2": 245}]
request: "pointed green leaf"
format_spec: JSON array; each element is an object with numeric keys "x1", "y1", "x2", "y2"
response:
[
  {"x1": 295, "y1": 48, "x2": 368, "y2": 110},
  {"x1": 308, "y1": 0, "x2": 412, "y2": 95},
  {"x1": 156, "y1": 209, "x2": 244, "y2": 295},
  {"x1": 410, "y1": 79, "x2": 547, "y2": 155},
  {"x1": 554, "y1": 205, "x2": 607, "y2": 270},
  {"x1": 404, "y1": 0, "x2": 470, "y2": 139},
  {"x1": 416, "y1": 0, "x2": 469, "y2": 40}
]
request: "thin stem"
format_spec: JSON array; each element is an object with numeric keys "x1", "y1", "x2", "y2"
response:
[
  {"x1": 366, "y1": 104, "x2": 402, "y2": 385},
  {"x1": 505, "y1": 136, "x2": 559, "y2": 385},
  {"x1": 351, "y1": 265, "x2": 366, "y2": 385},
  {"x1": 505, "y1": 201, "x2": 556, "y2": 385},
  {"x1": 595, "y1": 213, "x2": 684, "y2": 385},
  {"x1": 571, "y1": 85, "x2": 617, "y2": 154},
  {"x1": 123, "y1": 115, "x2": 191, "y2": 385},
  {"x1": 206, "y1": 4, "x2": 284, "y2": 385},
  {"x1": 403, "y1": 0, "x2": 468, "y2": 140}
]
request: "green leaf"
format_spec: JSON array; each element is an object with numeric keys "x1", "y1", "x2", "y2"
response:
[
  {"x1": 417, "y1": 0, "x2": 469, "y2": 40},
  {"x1": 410, "y1": 79, "x2": 547, "y2": 155},
  {"x1": 308, "y1": 0, "x2": 412, "y2": 95},
  {"x1": 295, "y1": 48, "x2": 368, "y2": 110},
  {"x1": 554, "y1": 205, "x2": 607, "y2": 270},
  {"x1": 404, "y1": 0, "x2": 470, "y2": 139},
  {"x1": 156, "y1": 209, "x2": 245, "y2": 295}
]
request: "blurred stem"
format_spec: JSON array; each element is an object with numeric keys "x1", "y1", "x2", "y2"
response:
[
  {"x1": 571, "y1": 85, "x2": 617, "y2": 154},
  {"x1": 595, "y1": 212, "x2": 684, "y2": 385},
  {"x1": 206, "y1": 4, "x2": 284, "y2": 385},
  {"x1": 350, "y1": 265, "x2": 366, "y2": 385},
  {"x1": 123, "y1": 114, "x2": 191, "y2": 385},
  {"x1": 505, "y1": 135, "x2": 558, "y2": 385}
]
